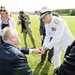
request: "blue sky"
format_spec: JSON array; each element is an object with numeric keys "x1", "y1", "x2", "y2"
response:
[{"x1": 0, "y1": 0, "x2": 75, "y2": 12}]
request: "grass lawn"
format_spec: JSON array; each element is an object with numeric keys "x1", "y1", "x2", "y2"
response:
[{"x1": 13, "y1": 14, "x2": 75, "y2": 75}]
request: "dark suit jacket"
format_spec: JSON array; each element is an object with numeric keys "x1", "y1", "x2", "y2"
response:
[
  {"x1": 0, "y1": 43, "x2": 35, "y2": 75},
  {"x1": 58, "y1": 41, "x2": 75, "y2": 75},
  {"x1": 39, "y1": 19, "x2": 45, "y2": 38}
]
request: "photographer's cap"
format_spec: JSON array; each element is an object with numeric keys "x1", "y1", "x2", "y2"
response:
[{"x1": 39, "y1": 7, "x2": 52, "y2": 19}]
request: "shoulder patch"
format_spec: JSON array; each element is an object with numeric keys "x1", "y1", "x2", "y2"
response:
[{"x1": 54, "y1": 19, "x2": 59, "y2": 24}]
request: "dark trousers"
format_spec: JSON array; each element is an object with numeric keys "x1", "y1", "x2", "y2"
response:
[
  {"x1": 41, "y1": 47, "x2": 54, "y2": 62},
  {"x1": 0, "y1": 36, "x2": 4, "y2": 45},
  {"x1": 41, "y1": 37, "x2": 54, "y2": 62}
]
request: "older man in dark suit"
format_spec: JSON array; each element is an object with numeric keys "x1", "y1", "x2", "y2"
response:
[{"x1": 0, "y1": 27, "x2": 41, "y2": 75}]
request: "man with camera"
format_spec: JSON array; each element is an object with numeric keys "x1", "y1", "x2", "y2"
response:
[{"x1": 18, "y1": 10, "x2": 36, "y2": 48}]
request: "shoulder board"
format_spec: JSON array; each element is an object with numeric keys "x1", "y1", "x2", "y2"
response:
[{"x1": 54, "y1": 19, "x2": 59, "y2": 24}]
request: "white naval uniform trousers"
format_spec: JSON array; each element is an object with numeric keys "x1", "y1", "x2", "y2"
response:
[{"x1": 43, "y1": 16, "x2": 74, "y2": 69}]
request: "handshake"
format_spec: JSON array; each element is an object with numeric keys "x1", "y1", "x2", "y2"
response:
[{"x1": 31, "y1": 46, "x2": 48, "y2": 54}]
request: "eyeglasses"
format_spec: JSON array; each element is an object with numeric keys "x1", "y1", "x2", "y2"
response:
[{"x1": 0, "y1": 10, "x2": 6, "y2": 12}]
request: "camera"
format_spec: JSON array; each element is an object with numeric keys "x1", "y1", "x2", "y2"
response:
[
  {"x1": 19, "y1": 13, "x2": 27, "y2": 20},
  {"x1": 19, "y1": 10, "x2": 27, "y2": 21}
]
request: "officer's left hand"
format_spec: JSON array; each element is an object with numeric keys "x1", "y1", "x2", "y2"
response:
[{"x1": 39, "y1": 46, "x2": 47, "y2": 54}]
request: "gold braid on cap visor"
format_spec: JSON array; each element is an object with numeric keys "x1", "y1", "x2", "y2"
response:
[{"x1": 40, "y1": 12, "x2": 49, "y2": 18}]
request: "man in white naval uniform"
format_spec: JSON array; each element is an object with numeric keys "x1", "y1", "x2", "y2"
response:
[{"x1": 39, "y1": 7, "x2": 74, "y2": 69}]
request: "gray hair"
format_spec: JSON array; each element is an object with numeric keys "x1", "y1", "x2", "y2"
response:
[{"x1": 2, "y1": 27, "x2": 16, "y2": 41}]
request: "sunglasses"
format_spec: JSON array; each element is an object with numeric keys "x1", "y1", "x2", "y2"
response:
[{"x1": 0, "y1": 10, "x2": 6, "y2": 12}]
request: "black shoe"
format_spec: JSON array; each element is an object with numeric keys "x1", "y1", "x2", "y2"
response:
[
  {"x1": 48, "y1": 59, "x2": 53, "y2": 63},
  {"x1": 53, "y1": 67, "x2": 59, "y2": 75},
  {"x1": 39, "y1": 62, "x2": 44, "y2": 65},
  {"x1": 50, "y1": 61, "x2": 53, "y2": 63}
]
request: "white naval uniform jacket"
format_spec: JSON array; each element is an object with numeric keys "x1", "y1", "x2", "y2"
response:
[{"x1": 43, "y1": 16, "x2": 74, "y2": 51}]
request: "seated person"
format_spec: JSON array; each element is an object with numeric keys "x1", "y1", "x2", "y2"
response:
[{"x1": 0, "y1": 27, "x2": 41, "y2": 75}]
